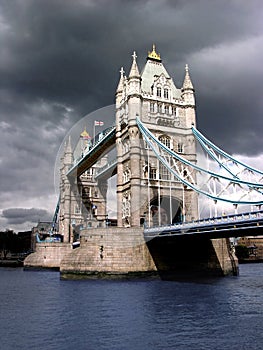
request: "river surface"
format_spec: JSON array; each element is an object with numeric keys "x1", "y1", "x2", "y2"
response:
[{"x1": 0, "y1": 264, "x2": 263, "y2": 350}]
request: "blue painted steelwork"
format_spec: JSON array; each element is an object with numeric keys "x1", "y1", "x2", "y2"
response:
[
  {"x1": 192, "y1": 127, "x2": 263, "y2": 176},
  {"x1": 52, "y1": 196, "x2": 60, "y2": 232},
  {"x1": 136, "y1": 117, "x2": 263, "y2": 205},
  {"x1": 67, "y1": 126, "x2": 116, "y2": 177},
  {"x1": 137, "y1": 117, "x2": 263, "y2": 188},
  {"x1": 36, "y1": 233, "x2": 61, "y2": 243},
  {"x1": 94, "y1": 159, "x2": 117, "y2": 179},
  {"x1": 144, "y1": 210, "x2": 263, "y2": 239}
]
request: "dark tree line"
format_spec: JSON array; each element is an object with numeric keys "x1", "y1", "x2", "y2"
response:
[{"x1": 0, "y1": 230, "x2": 31, "y2": 259}]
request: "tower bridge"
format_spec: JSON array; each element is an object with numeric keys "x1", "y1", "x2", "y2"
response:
[{"x1": 25, "y1": 45, "x2": 263, "y2": 278}]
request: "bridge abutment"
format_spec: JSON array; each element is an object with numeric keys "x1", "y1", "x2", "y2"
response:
[
  {"x1": 60, "y1": 228, "x2": 157, "y2": 278},
  {"x1": 58, "y1": 228, "x2": 238, "y2": 279},
  {"x1": 24, "y1": 242, "x2": 72, "y2": 270}
]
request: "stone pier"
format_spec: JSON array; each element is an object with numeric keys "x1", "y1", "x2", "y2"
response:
[
  {"x1": 24, "y1": 242, "x2": 72, "y2": 270},
  {"x1": 60, "y1": 228, "x2": 157, "y2": 278},
  {"x1": 58, "y1": 228, "x2": 238, "y2": 279}
]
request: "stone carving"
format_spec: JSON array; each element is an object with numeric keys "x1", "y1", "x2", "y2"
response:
[{"x1": 128, "y1": 126, "x2": 139, "y2": 138}]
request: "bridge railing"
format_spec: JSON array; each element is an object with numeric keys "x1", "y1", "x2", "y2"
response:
[
  {"x1": 95, "y1": 158, "x2": 117, "y2": 178},
  {"x1": 68, "y1": 126, "x2": 116, "y2": 175},
  {"x1": 144, "y1": 210, "x2": 263, "y2": 233},
  {"x1": 85, "y1": 126, "x2": 116, "y2": 155}
]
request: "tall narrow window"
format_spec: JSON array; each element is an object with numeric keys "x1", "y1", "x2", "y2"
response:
[
  {"x1": 164, "y1": 88, "x2": 169, "y2": 99},
  {"x1": 74, "y1": 204, "x2": 81, "y2": 214},
  {"x1": 164, "y1": 105, "x2": 169, "y2": 114},
  {"x1": 159, "y1": 135, "x2": 171, "y2": 149},
  {"x1": 157, "y1": 87, "x2": 161, "y2": 97},
  {"x1": 159, "y1": 164, "x2": 169, "y2": 180},
  {"x1": 178, "y1": 143, "x2": 183, "y2": 153},
  {"x1": 158, "y1": 104, "x2": 162, "y2": 113},
  {"x1": 150, "y1": 167, "x2": 157, "y2": 180},
  {"x1": 150, "y1": 102, "x2": 155, "y2": 113}
]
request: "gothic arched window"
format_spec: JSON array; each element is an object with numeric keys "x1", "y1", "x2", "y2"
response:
[
  {"x1": 164, "y1": 88, "x2": 169, "y2": 99},
  {"x1": 157, "y1": 86, "x2": 162, "y2": 97},
  {"x1": 159, "y1": 135, "x2": 171, "y2": 149}
]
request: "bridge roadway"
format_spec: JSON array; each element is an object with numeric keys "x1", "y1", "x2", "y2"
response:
[
  {"x1": 144, "y1": 210, "x2": 263, "y2": 240},
  {"x1": 67, "y1": 126, "x2": 116, "y2": 178}
]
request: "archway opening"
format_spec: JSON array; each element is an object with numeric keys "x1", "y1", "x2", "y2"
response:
[{"x1": 150, "y1": 196, "x2": 182, "y2": 226}]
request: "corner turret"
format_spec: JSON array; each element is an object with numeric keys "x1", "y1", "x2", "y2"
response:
[
  {"x1": 64, "y1": 136, "x2": 73, "y2": 169},
  {"x1": 116, "y1": 67, "x2": 125, "y2": 108},
  {"x1": 182, "y1": 64, "x2": 195, "y2": 105},
  {"x1": 128, "y1": 51, "x2": 141, "y2": 97},
  {"x1": 129, "y1": 51, "x2": 140, "y2": 78}
]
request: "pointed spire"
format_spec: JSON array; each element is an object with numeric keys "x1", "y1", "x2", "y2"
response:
[
  {"x1": 64, "y1": 135, "x2": 73, "y2": 165},
  {"x1": 65, "y1": 135, "x2": 72, "y2": 154},
  {"x1": 129, "y1": 51, "x2": 140, "y2": 78},
  {"x1": 116, "y1": 67, "x2": 125, "y2": 93},
  {"x1": 182, "y1": 64, "x2": 194, "y2": 90}
]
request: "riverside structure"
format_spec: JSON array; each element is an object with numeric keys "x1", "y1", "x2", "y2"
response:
[{"x1": 25, "y1": 46, "x2": 248, "y2": 278}]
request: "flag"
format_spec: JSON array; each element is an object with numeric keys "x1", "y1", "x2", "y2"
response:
[{"x1": 94, "y1": 120, "x2": 104, "y2": 126}]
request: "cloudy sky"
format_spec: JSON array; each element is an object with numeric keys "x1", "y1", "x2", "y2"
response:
[{"x1": 0, "y1": 0, "x2": 262, "y2": 231}]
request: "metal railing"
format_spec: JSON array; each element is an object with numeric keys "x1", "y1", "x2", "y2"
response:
[{"x1": 144, "y1": 210, "x2": 263, "y2": 234}]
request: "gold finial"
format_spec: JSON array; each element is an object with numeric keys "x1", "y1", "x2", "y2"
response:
[
  {"x1": 80, "y1": 127, "x2": 90, "y2": 139},
  {"x1": 148, "y1": 44, "x2": 161, "y2": 61}
]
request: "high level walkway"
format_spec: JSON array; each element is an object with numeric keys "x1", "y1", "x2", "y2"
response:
[{"x1": 67, "y1": 126, "x2": 116, "y2": 177}]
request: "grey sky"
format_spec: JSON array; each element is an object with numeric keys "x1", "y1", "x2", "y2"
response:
[{"x1": 0, "y1": 0, "x2": 262, "y2": 230}]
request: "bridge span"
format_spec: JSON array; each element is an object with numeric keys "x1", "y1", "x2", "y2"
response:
[
  {"x1": 67, "y1": 126, "x2": 116, "y2": 178},
  {"x1": 144, "y1": 210, "x2": 263, "y2": 240}
]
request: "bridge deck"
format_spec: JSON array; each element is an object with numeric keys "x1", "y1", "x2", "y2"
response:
[
  {"x1": 94, "y1": 159, "x2": 117, "y2": 180},
  {"x1": 67, "y1": 126, "x2": 116, "y2": 177},
  {"x1": 144, "y1": 211, "x2": 263, "y2": 239}
]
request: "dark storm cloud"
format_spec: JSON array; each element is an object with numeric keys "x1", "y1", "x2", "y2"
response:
[
  {"x1": 1, "y1": 0, "x2": 260, "y2": 117},
  {"x1": 2, "y1": 208, "x2": 51, "y2": 225},
  {"x1": 0, "y1": 0, "x2": 262, "y2": 229}
]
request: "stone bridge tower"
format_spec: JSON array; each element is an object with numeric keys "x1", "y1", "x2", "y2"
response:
[
  {"x1": 59, "y1": 129, "x2": 108, "y2": 243},
  {"x1": 115, "y1": 45, "x2": 198, "y2": 228}
]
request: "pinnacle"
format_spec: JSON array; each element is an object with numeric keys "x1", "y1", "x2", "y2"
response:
[
  {"x1": 129, "y1": 51, "x2": 140, "y2": 78},
  {"x1": 116, "y1": 67, "x2": 125, "y2": 92},
  {"x1": 65, "y1": 135, "x2": 72, "y2": 154},
  {"x1": 182, "y1": 64, "x2": 194, "y2": 90}
]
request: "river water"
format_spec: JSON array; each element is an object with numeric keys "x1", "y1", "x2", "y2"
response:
[{"x1": 0, "y1": 264, "x2": 262, "y2": 350}]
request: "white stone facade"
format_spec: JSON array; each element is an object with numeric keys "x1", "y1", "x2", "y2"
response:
[{"x1": 115, "y1": 46, "x2": 198, "y2": 228}]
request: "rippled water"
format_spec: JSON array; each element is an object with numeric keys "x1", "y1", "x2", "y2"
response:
[{"x1": 1, "y1": 264, "x2": 263, "y2": 350}]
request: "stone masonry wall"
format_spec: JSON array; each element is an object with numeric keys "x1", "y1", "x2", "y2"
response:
[
  {"x1": 60, "y1": 227, "x2": 157, "y2": 277},
  {"x1": 24, "y1": 242, "x2": 72, "y2": 269}
]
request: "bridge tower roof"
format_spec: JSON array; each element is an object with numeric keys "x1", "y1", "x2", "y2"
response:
[{"x1": 140, "y1": 45, "x2": 181, "y2": 98}]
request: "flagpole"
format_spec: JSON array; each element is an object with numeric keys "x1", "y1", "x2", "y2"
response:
[
  {"x1": 93, "y1": 121, "x2": 104, "y2": 145},
  {"x1": 93, "y1": 122, "x2": 96, "y2": 145}
]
